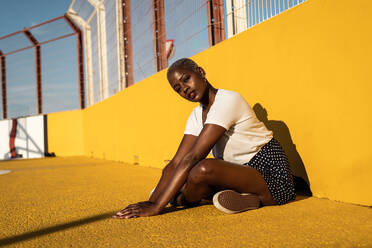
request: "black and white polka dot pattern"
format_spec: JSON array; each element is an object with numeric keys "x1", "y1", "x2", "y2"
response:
[{"x1": 244, "y1": 138, "x2": 296, "y2": 205}]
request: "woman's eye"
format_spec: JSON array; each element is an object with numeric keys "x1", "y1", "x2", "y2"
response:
[{"x1": 184, "y1": 76, "x2": 190, "y2": 82}]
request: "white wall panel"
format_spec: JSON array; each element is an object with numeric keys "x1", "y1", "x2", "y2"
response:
[
  {"x1": 0, "y1": 115, "x2": 45, "y2": 160},
  {"x1": 14, "y1": 115, "x2": 45, "y2": 159}
]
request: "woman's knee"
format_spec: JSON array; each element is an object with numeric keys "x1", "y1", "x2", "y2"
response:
[{"x1": 187, "y1": 159, "x2": 215, "y2": 184}]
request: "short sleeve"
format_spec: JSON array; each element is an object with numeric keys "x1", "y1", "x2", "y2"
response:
[
  {"x1": 204, "y1": 91, "x2": 244, "y2": 130},
  {"x1": 184, "y1": 107, "x2": 202, "y2": 136}
]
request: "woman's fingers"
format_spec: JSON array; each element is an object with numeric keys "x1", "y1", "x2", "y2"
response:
[
  {"x1": 114, "y1": 214, "x2": 138, "y2": 219},
  {"x1": 114, "y1": 209, "x2": 140, "y2": 219},
  {"x1": 114, "y1": 206, "x2": 141, "y2": 219},
  {"x1": 113, "y1": 201, "x2": 157, "y2": 219},
  {"x1": 116, "y1": 208, "x2": 137, "y2": 216}
]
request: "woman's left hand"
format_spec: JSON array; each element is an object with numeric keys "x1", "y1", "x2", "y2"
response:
[{"x1": 113, "y1": 201, "x2": 160, "y2": 219}]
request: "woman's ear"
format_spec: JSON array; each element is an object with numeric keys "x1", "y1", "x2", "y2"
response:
[{"x1": 198, "y1": 67, "x2": 206, "y2": 78}]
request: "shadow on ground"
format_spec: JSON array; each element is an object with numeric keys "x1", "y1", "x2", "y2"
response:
[
  {"x1": 0, "y1": 201, "x2": 213, "y2": 247},
  {"x1": 0, "y1": 212, "x2": 116, "y2": 247}
]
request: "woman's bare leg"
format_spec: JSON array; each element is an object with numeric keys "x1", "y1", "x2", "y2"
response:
[{"x1": 179, "y1": 158, "x2": 276, "y2": 206}]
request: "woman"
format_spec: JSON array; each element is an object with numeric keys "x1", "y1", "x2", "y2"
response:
[{"x1": 114, "y1": 58, "x2": 295, "y2": 219}]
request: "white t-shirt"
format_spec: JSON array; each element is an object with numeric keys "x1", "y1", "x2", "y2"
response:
[{"x1": 184, "y1": 89, "x2": 273, "y2": 164}]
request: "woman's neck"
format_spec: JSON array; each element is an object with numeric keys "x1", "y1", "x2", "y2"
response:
[{"x1": 200, "y1": 82, "x2": 218, "y2": 110}]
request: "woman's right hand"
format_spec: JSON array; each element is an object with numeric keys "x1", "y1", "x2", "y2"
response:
[{"x1": 113, "y1": 201, "x2": 160, "y2": 219}]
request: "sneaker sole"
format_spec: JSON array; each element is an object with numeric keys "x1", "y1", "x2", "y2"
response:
[{"x1": 213, "y1": 190, "x2": 260, "y2": 214}]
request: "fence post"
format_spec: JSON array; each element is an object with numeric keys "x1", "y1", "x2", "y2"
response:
[
  {"x1": 64, "y1": 14, "x2": 86, "y2": 109},
  {"x1": 23, "y1": 30, "x2": 43, "y2": 114},
  {"x1": 153, "y1": 0, "x2": 167, "y2": 72},
  {"x1": 0, "y1": 50, "x2": 7, "y2": 119},
  {"x1": 122, "y1": 0, "x2": 134, "y2": 87},
  {"x1": 207, "y1": 0, "x2": 226, "y2": 46}
]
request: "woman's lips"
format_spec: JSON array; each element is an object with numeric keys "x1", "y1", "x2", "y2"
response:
[{"x1": 189, "y1": 91, "x2": 196, "y2": 100}]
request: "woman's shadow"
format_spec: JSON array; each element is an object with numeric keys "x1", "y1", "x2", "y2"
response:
[{"x1": 253, "y1": 103, "x2": 312, "y2": 197}]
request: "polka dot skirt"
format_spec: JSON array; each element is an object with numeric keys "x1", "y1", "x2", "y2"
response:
[{"x1": 244, "y1": 138, "x2": 296, "y2": 205}]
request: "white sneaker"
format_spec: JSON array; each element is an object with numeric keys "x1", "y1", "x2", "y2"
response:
[{"x1": 213, "y1": 190, "x2": 260, "y2": 214}]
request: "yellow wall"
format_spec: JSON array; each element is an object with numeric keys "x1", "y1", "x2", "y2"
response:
[
  {"x1": 48, "y1": 110, "x2": 84, "y2": 156},
  {"x1": 48, "y1": 0, "x2": 372, "y2": 205},
  {"x1": 82, "y1": 71, "x2": 196, "y2": 166}
]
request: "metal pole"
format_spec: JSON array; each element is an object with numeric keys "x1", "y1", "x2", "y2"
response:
[
  {"x1": 0, "y1": 50, "x2": 7, "y2": 119},
  {"x1": 122, "y1": 0, "x2": 134, "y2": 87},
  {"x1": 3, "y1": 33, "x2": 75, "y2": 57},
  {"x1": 153, "y1": 0, "x2": 167, "y2": 72},
  {"x1": 64, "y1": 14, "x2": 86, "y2": 109},
  {"x1": 23, "y1": 30, "x2": 42, "y2": 114},
  {"x1": 231, "y1": 0, "x2": 236, "y2": 35},
  {"x1": 207, "y1": 0, "x2": 225, "y2": 46},
  {"x1": 0, "y1": 16, "x2": 65, "y2": 41},
  {"x1": 35, "y1": 46, "x2": 42, "y2": 114}
]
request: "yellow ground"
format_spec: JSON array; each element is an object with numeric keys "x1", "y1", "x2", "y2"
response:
[{"x1": 0, "y1": 157, "x2": 371, "y2": 248}]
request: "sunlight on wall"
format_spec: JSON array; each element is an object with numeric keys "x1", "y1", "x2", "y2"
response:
[{"x1": 48, "y1": 0, "x2": 372, "y2": 206}]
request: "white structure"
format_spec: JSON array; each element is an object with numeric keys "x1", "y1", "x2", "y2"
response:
[
  {"x1": 225, "y1": 0, "x2": 248, "y2": 38},
  {"x1": 67, "y1": 0, "x2": 125, "y2": 106},
  {"x1": 0, "y1": 115, "x2": 46, "y2": 160}
]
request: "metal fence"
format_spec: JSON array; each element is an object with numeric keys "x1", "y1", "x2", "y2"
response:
[
  {"x1": 0, "y1": 0, "x2": 306, "y2": 120},
  {"x1": 67, "y1": 0, "x2": 305, "y2": 107},
  {"x1": 225, "y1": 0, "x2": 306, "y2": 38},
  {"x1": 0, "y1": 16, "x2": 84, "y2": 120}
]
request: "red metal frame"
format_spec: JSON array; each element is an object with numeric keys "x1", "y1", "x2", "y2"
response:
[
  {"x1": 3, "y1": 33, "x2": 75, "y2": 57},
  {"x1": 23, "y1": 30, "x2": 43, "y2": 114},
  {"x1": 0, "y1": 15, "x2": 85, "y2": 119},
  {"x1": 207, "y1": 0, "x2": 225, "y2": 46},
  {"x1": 153, "y1": 0, "x2": 167, "y2": 72},
  {"x1": 64, "y1": 14, "x2": 86, "y2": 109},
  {"x1": 0, "y1": 16, "x2": 65, "y2": 41},
  {"x1": 122, "y1": 0, "x2": 134, "y2": 87},
  {"x1": 0, "y1": 50, "x2": 7, "y2": 119},
  {"x1": 9, "y1": 119, "x2": 18, "y2": 158}
]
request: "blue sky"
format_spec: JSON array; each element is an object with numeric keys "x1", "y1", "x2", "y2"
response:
[
  {"x1": 0, "y1": 0, "x2": 71, "y2": 37},
  {"x1": 0, "y1": 0, "x2": 79, "y2": 119}
]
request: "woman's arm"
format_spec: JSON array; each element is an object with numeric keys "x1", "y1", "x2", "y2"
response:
[
  {"x1": 153, "y1": 124, "x2": 226, "y2": 212},
  {"x1": 149, "y1": 134, "x2": 197, "y2": 202},
  {"x1": 114, "y1": 135, "x2": 196, "y2": 219},
  {"x1": 114, "y1": 124, "x2": 226, "y2": 218}
]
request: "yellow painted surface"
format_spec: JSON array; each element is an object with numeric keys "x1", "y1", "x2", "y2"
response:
[
  {"x1": 189, "y1": 0, "x2": 372, "y2": 205},
  {"x1": 1, "y1": 157, "x2": 371, "y2": 247},
  {"x1": 47, "y1": 110, "x2": 84, "y2": 156},
  {"x1": 48, "y1": 0, "x2": 372, "y2": 205},
  {"x1": 83, "y1": 71, "x2": 197, "y2": 167}
]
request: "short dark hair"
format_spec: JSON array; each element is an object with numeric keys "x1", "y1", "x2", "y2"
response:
[{"x1": 167, "y1": 58, "x2": 199, "y2": 79}]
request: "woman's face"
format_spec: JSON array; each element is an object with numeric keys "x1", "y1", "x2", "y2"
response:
[{"x1": 168, "y1": 67, "x2": 207, "y2": 102}]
